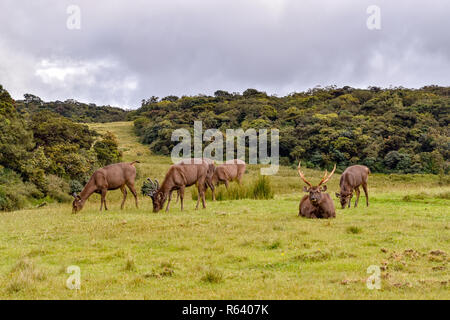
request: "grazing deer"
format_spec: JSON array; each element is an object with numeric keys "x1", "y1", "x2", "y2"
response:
[
  {"x1": 176, "y1": 158, "x2": 216, "y2": 201},
  {"x1": 298, "y1": 162, "x2": 336, "y2": 219},
  {"x1": 145, "y1": 158, "x2": 212, "y2": 213},
  {"x1": 72, "y1": 161, "x2": 139, "y2": 213},
  {"x1": 210, "y1": 159, "x2": 246, "y2": 201},
  {"x1": 335, "y1": 165, "x2": 370, "y2": 209}
]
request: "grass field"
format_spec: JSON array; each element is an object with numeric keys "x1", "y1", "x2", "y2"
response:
[{"x1": 0, "y1": 122, "x2": 448, "y2": 299}]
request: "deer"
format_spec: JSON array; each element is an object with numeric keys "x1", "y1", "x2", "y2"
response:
[
  {"x1": 144, "y1": 158, "x2": 213, "y2": 213},
  {"x1": 297, "y1": 162, "x2": 336, "y2": 219},
  {"x1": 174, "y1": 158, "x2": 215, "y2": 202},
  {"x1": 72, "y1": 161, "x2": 139, "y2": 213},
  {"x1": 335, "y1": 165, "x2": 370, "y2": 209},
  {"x1": 210, "y1": 159, "x2": 246, "y2": 201}
]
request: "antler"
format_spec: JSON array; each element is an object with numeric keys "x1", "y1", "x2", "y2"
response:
[
  {"x1": 143, "y1": 178, "x2": 159, "y2": 197},
  {"x1": 297, "y1": 162, "x2": 312, "y2": 187},
  {"x1": 318, "y1": 164, "x2": 336, "y2": 186}
]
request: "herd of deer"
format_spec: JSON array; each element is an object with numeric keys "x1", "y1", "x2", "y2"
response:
[{"x1": 71, "y1": 159, "x2": 370, "y2": 219}]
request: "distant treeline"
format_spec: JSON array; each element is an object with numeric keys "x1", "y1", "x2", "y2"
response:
[
  {"x1": 0, "y1": 86, "x2": 122, "y2": 211},
  {"x1": 130, "y1": 86, "x2": 449, "y2": 174},
  {"x1": 15, "y1": 94, "x2": 129, "y2": 123}
]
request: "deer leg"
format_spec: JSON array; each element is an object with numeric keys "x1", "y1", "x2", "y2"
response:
[
  {"x1": 126, "y1": 183, "x2": 138, "y2": 209},
  {"x1": 120, "y1": 186, "x2": 127, "y2": 210},
  {"x1": 348, "y1": 193, "x2": 352, "y2": 208},
  {"x1": 224, "y1": 180, "x2": 229, "y2": 189},
  {"x1": 362, "y1": 183, "x2": 369, "y2": 207},
  {"x1": 179, "y1": 186, "x2": 185, "y2": 211},
  {"x1": 100, "y1": 189, "x2": 107, "y2": 211},
  {"x1": 166, "y1": 190, "x2": 173, "y2": 212},
  {"x1": 354, "y1": 187, "x2": 360, "y2": 208},
  {"x1": 201, "y1": 184, "x2": 207, "y2": 209},
  {"x1": 195, "y1": 187, "x2": 200, "y2": 210},
  {"x1": 206, "y1": 180, "x2": 215, "y2": 201},
  {"x1": 175, "y1": 190, "x2": 180, "y2": 204}
]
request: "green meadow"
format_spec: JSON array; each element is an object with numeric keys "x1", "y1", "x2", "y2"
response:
[{"x1": 0, "y1": 122, "x2": 448, "y2": 299}]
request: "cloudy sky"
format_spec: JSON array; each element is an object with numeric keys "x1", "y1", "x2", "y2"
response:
[{"x1": 0, "y1": 0, "x2": 449, "y2": 108}]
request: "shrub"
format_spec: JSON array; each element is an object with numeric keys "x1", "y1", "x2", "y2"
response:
[
  {"x1": 249, "y1": 175, "x2": 274, "y2": 200},
  {"x1": 69, "y1": 180, "x2": 84, "y2": 195},
  {"x1": 46, "y1": 175, "x2": 72, "y2": 203},
  {"x1": 94, "y1": 131, "x2": 122, "y2": 166},
  {"x1": 346, "y1": 226, "x2": 363, "y2": 234},
  {"x1": 192, "y1": 175, "x2": 274, "y2": 201},
  {"x1": 201, "y1": 267, "x2": 223, "y2": 284},
  {"x1": 0, "y1": 168, "x2": 41, "y2": 211}
]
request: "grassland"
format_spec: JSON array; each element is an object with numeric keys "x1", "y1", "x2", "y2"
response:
[{"x1": 0, "y1": 122, "x2": 448, "y2": 299}]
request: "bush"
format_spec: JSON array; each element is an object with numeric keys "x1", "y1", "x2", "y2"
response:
[
  {"x1": 249, "y1": 175, "x2": 274, "y2": 200},
  {"x1": 192, "y1": 175, "x2": 274, "y2": 201},
  {"x1": 46, "y1": 175, "x2": 72, "y2": 203},
  {"x1": 0, "y1": 168, "x2": 41, "y2": 211},
  {"x1": 94, "y1": 131, "x2": 122, "y2": 166},
  {"x1": 69, "y1": 180, "x2": 84, "y2": 195}
]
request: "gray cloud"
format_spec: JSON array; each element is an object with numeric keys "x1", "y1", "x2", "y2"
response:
[{"x1": 0, "y1": 0, "x2": 449, "y2": 108}]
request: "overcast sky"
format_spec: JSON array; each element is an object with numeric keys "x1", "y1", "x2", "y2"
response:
[{"x1": 0, "y1": 0, "x2": 449, "y2": 108}]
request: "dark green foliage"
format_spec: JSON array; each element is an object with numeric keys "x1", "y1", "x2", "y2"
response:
[
  {"x1": 93, "y1": 131, "x2": 122, "y2": 166},
  {"x1": 15, "y1": 96, "x2": 128, "y2": 123},
  {"x1": 28, "y1": 111, "x2": 99, "y2": 180},
  {"x1": 0, "y1": 168, "x2": 41, "y2": 211},
  {"x1": 0, "y1": 85, "x2": 122, "y2": 211},
  {"x1": 132, "y1": 86, "x2": 449, "y2": 174},
  {"x1": 69, "y1": 180, "x2": 83, "y2": 195}
]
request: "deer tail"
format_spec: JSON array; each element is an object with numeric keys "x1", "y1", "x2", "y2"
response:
[
  {"x1": 367, "y1": 167, "x2": 371, "y2": 175},
  {"x1": 130, "y1": 160, "x2": 140, "y2": 166}
]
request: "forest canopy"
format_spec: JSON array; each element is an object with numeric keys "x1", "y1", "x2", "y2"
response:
[
  {"x1": 15, "y1": 94, "x2": 128, "y2": 123},
  {"x1": 130, "y1": 86, "x2": 449, "y2": 174}
]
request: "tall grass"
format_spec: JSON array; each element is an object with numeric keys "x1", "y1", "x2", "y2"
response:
[{"x1": 192, "y1": 175, "x2": 274, "y2": 201}]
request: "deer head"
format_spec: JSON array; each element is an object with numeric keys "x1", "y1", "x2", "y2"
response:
[
  {"x1": 297, "y1": 162, "x2": 336, "y2": 206},
  {"x1": 71, "y1": 192, "x2": 84, "y2": 214},
  {"x1": 143, "y1": 178, "x2": 165, "y2": 212}
]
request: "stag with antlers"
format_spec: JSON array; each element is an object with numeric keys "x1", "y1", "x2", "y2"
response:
[
  {"x1": 142, "y1": 159, "x2": 212, "y2": 213},
  {"x1": 297, "y1": 162, "x2": 336, "y2": 219}
]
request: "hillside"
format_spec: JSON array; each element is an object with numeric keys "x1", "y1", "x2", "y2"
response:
[
  {"x1": 15, "y1": 94, "x2": 129, "y2": 123},
  {"x1": 130, "y1": 86, "x2": 449, "y2": 174},
  {"x1": 0, "y1": 121, "x2": 448, "y2": 299}
]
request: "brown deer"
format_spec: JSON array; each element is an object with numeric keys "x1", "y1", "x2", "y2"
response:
[
  {"x1": 145, "y1": 158, "x2": 212, "y2": 213},
  {"x1": 72, "y1": 161, "x2": 139, "y2": 213},
  {"x1": 298, "y1": 162, "x2": 336, "y2": 219},
  {"x1": 335, "y1": 165, "x2": 370, "y2": 209},
  {"x1": 210, "y1": 159, "x2": 246, "y2": 201}
]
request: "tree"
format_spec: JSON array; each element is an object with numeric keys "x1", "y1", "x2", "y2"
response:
[{"x1": 94, "y1": 131, "x2": 122, "y2": 166}]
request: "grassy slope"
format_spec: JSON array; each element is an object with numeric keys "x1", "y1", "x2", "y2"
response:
[{"x1": 0, "y1": 121, "x2": 448, "y2": 299}]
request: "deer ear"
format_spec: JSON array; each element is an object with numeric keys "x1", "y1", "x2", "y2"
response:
[
  {"x1": 321, "y1": 185, "x2": 327, "y2": 192},
  {"x1": 335, "y1": 192, "x2": 340, "y2": 198},
  {"x1": 303, "y1": 186, "x2": 309, "y2": 192},
  {"x1": 72, "y1": 192, "x2": 78, "y2": 198}
]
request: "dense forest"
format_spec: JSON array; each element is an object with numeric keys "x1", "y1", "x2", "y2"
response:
[
  {"x1": 0, "y1": 85, "x2": 122, "y2": 211},
  {"x1": 130, "y1": 86, "x2": 449, "y2": 174},
  {"x1": 15, "y1": 94, "x2": 129, "y2": 123}
]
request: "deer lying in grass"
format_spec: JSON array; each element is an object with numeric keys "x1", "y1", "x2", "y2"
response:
[
  {"x1": 144, "y1": 158, "x2": 213, "y2": 213},
  {"x1": 72, "y1": 161, "x2": 139, "y2": 213},
  {"x1": 210, "y1": 159, "x2": 246, "y2": 201},
  {"x1": 298, "y1": 162, "x2": 336, "y2": 219},
  {"x1": 335, "y1": 165, "x2": 370, "y2": 209}
]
